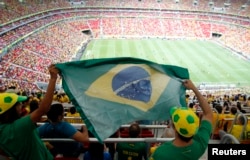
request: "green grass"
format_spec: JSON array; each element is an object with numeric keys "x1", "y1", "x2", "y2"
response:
[{"x1": 82, "y1": 39, "x2": 250, "y2": 88}]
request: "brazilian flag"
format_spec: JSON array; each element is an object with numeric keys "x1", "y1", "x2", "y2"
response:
[{"x1": 56, "y1": 57, "x2": 189, "y2": 141}]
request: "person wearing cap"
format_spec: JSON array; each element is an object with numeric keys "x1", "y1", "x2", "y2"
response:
[
  {"x1": 150, "y1": 79, "x2": 213, "y2": 160},
  {"x1": 0, "y1": 64, "x2": 59, "y2": 160}
]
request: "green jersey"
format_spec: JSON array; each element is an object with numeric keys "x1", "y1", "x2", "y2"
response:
[
  {"x1": 150, "y1": 120, "x2": 212, "y2": 160},
  {"x1": 116, "y1": 142, "x2": 148, "y2": 160},
  {"x1": 0, "y1": 115, "x2": 53, "y2": 160}
]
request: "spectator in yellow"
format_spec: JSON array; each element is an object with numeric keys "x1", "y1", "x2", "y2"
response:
[
  {"x1": 219, "y1": 115, "x2": 248, "y2": 141},
  {"x1": 67, "y1": 106, "x2": 80, "y2": 117},
  {"x1": 66, "y1": 106, "x2": 82, "y2": 123},
  {"x1": 60, "y1": 93, "x2": 69, "y2": 103},
  {"x1": 212, "y1": 104, "x2": 226, "y2": 139},
  {"x1": 223, "y1": 106, "x2": 237, "y2": 132},
  {"x1": 53, "y1": 91, "x2": 58, "y2": 101},
  {"x1": 207, "y1": 94, "x2": 214, "y2": 104},
  {"x1": 55, "y1": 92, "x2": 69, "y2": 103}
]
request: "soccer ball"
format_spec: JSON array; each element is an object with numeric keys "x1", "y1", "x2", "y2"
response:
[{"x1": 170, "y1": 107, "x2": 199, "y2": 138}]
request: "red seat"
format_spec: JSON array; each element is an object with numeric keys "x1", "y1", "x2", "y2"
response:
[
  {"x1": 120, "y1": 129, "x2": 154, "y2": 138},
  {"x1": 140, "y1": 129, "x2": 154, "y2": 137}
]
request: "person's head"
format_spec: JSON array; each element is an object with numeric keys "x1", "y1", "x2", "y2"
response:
[
  {"x1": 236, "y1": 102, "x2": 242, "y2": 110},
  {"x1": 86, "y1": 131, "x2": 105, "y2": 160},
  {"x1": 170, "y1": 107, "x2": 200, "y2": 142},
  {"x1": 47, "y1": 103, "x2": 64, "y2": 122},
  {"x1": 88, "y1": 143, "x2": 105, "y2": 160},
  {"x1": 189, "y1": 102, "x2": 194, "y2": 109},
  {"x1": 223, "y1": 101, "x2": 229, "y2": 109},
  {"x1": 230, "y1": 106, "x2": 237, "y2": 115},
  {"x1": 0, "y1": 83, "x2": 6, "y2": 93},
  {"x1": 29, "y1": 99, "x2": 39, "y2": 113},
  {"x1": 128, "y1": 123, "x2": 141, "y2": 138},
  {"x1": 0, "y1": 93, "x2": 27, "y2": 123},
  {"x1": 214, "y1": 105, "x2": 223, "y2": 114},
  {"x1": 69, "y1": 106, "x2": 77, "y2": 114}
]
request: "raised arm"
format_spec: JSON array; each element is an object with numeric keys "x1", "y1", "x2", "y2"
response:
[
  {"x1": 30, "y1": 64, "x2": 59, "y2": 122},
  {"x1": 183, "y1": 80, "x2": 213, "y2": 123}
]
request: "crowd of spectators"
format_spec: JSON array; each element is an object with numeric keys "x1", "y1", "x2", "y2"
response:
[
  {"x1": 1, "y1": 16, "x2": 250, "y2": 91},
  {"x1": 0, "y1": 20, "x2": 90, "y2": 92},
  {"x1": 0, "y1": 0, "x2": 70, "y2": 24},
  {"x1": 1, "y1": 0, "x2": 250, "y2": 25}
]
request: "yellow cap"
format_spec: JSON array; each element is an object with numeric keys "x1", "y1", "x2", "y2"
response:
[
  {"x1": 170, "y1": 107, "x2": 199, "y2": 138},
  {"x1": 0, "y1": 93, "x2": 27, "y2": 114}
]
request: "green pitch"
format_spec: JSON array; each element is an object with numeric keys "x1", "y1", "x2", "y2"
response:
[{"x1": 82, "y1": 39, "x2": 250, "y2": 88}]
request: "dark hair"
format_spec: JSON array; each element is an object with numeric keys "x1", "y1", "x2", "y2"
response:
[
  {"x1": 189, "y1": 102, "x2": 194, "y2": 108},
  {"x1": 129, "y1": 123, "x2": 141, "y2": 138},
  {"x1": 30, "y1": 100, "x2": 39, "y2": 113},
  {"x1": 178, "y1": 133, "x2": 193, "y2": 142},
  {"x1": 223, "y1": 101, "x2": 229, "y2": 107},
  {"x1": 215, "y1": 105, "x2": 223, "y2": 114},
  {"x1": 88, "y1": 143, "x2": 104, "y2": 160},
  {"x1": 69, "y1": 107, "x2": 76, "y2": 114},
  {"x1": 236, "y1": 102, "x2": 246, "y2": 113},
  {"x1": 0, "y1": 102, "x2": 21, "y2": 123},
  {"x1": 230, "y1": 107, "x2": 237, "y2": 115},
  {"x1": 87, "y1": 131, "x2": 104, "y2": 160},
  {"x1": 47, "y1": 103, "x2": 64, "y2": 122},
  {"x1": 236, "y1": 102, "x2": 242, "y2": 110}
]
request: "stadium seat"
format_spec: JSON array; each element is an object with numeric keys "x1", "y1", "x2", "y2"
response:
[
  {"x1": 220, "y1": 133, "x2": 240, "y2": 144},
  {"x1": 140, "y1": 129, "x2": 154, "y2": 138}
]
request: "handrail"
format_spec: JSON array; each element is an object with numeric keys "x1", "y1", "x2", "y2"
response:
[
  {"x1": 224, "y1": 117, "x2": 250, "y2": 121},
  {"x1": 37, "y1": 122, "x2": 168, "y2": 129},
  {"x1": 220, "y1": 133, "x2": 240, "y2": 144},
  {"x1": 42, "y1": 137, "x2": 220, "y2": 144}
]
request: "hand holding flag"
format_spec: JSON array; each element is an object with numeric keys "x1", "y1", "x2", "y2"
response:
[{"x1": 56, "y1": 57, "x2": 189, "y2": 141}]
